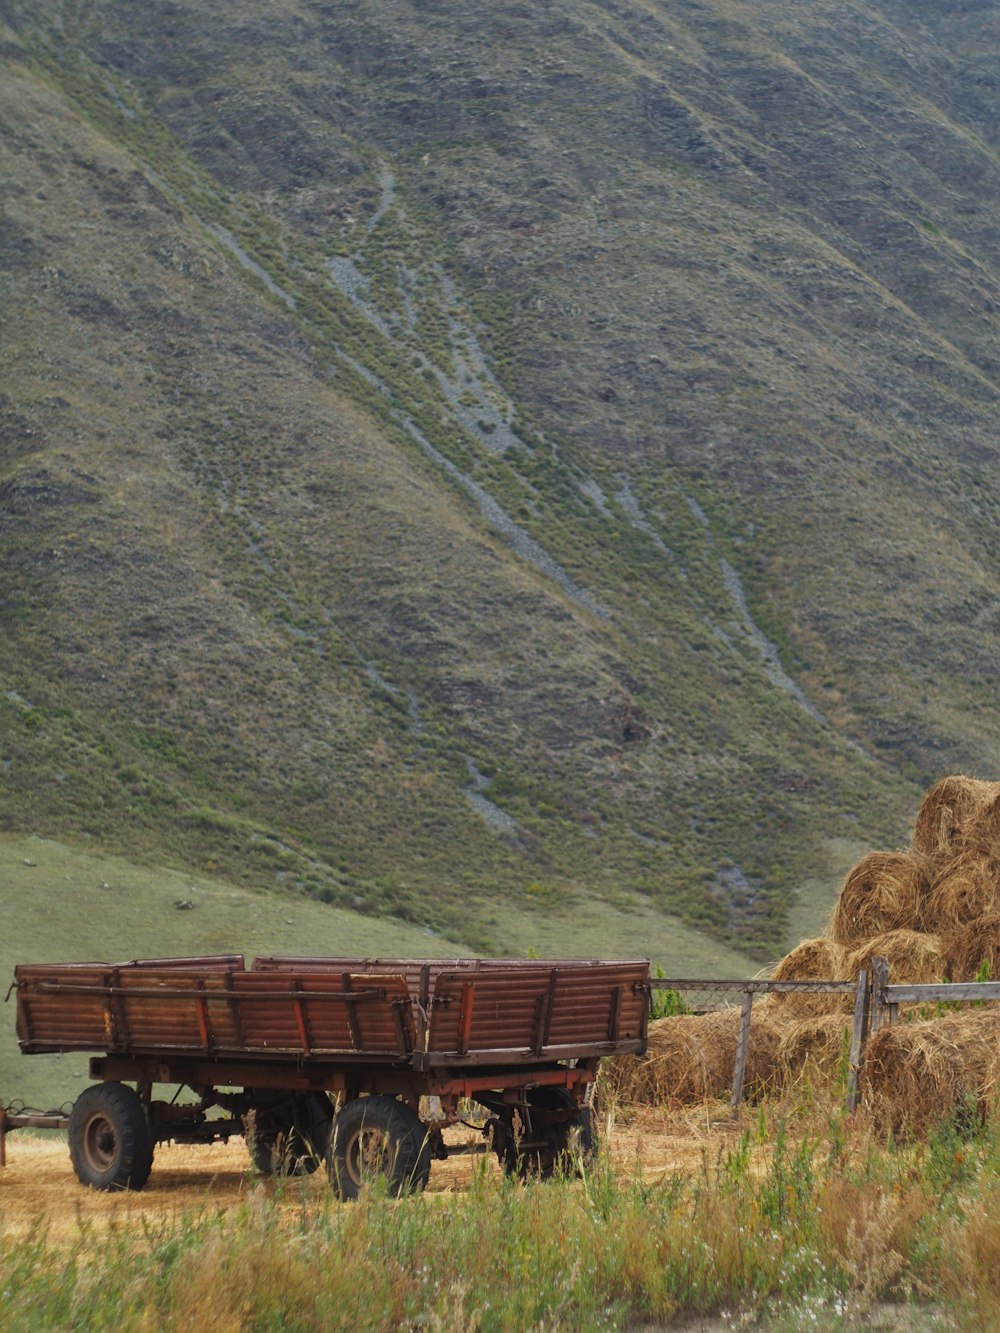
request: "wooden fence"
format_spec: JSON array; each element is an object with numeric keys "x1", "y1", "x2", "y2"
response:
[
  {"x1": 649, "y1": 973, "x2": 869, "y2": 1111},
  {"x1": 651, "y1": 960, "x2": 1000, "y2": 1114}
]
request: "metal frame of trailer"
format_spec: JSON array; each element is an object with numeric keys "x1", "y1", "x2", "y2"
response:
[{"x1": 6, "y1": 954, "x2": 650, "y2": 1195}]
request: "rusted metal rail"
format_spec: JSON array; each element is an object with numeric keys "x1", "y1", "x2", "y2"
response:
[{"x1": 0, "y1": 1107, "x2": 70, "y2": 1167}]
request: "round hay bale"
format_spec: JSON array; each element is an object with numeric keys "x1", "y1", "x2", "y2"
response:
[
  {"x1": 944, "y1": 912, "x2": 1000, "y2": 983},
  {"x1": 767, "y1": 938, "x2": 853, "y2": 1018},
  {"x1": 602, "y1": 1008, "x2": 780, "y2": 1107},
  {"x1": 963, "y1": 791, "x2": 1000, "y2": 857},
  {"x1": 980, "y1": 1045, "x2": 1000, "y2": 1114},
  {"x1": 912, "y1": 776, "x2": 1000, "y2": 856},
  {"x1": 921, "y1": 850, "x2": 1000, "y2": 934},
  {"x1": 829, "y1": 851, "x2": 931, "y2": 947},
  {"x1": 845, "y1": 929, "x2": 948, "y2": 986},
  {"x1": 859, "y1": 1010, "x2": 1000, "y2": 1139},
  {"x1": 776, "y1": 1016, "x2": 852, "y2": 1087}
]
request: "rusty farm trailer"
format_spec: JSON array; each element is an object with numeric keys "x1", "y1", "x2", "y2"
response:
[{"x1": 7, "y1": 954, "x2": 650, "y2": 1195}]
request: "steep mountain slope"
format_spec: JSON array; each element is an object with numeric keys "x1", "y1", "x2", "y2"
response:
[{"x1": 1, "y1": 0, "x2": 997, "y2": 962}]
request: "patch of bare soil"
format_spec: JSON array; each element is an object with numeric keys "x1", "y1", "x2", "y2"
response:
[{"x1": 0, "y1": 1105, "x2": 745, "y2": 1242}]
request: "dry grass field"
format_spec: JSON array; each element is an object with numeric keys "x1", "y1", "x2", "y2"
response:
[
  {"x1": 0, "y1": 1104, "x2": 980, "y2": 1330},
  {"x1": 0, "y1": 1108, "x2": 735, "y2": 1243}
]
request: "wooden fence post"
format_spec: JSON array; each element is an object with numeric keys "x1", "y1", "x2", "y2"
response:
[
  {"x1": 870, "y1": 956, "x2": 890, "y2": 1032},
  {"x1": 730, "y1": 989, "x2": 754, "y2": 1111},
  {"x1": 845, "y1": 968, "x2": 870, "y2": 1114}
]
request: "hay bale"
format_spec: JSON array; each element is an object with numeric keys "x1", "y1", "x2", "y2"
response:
[
  {"x1": 963, "y1": 792, "x2": 1000, "y2": 857},
  {"x1": 912, "y1": 776, "x2": 1000, "y2": 856},
  {"x1": 859, "y1": 1010, "x2": 1000, "y2": 1139},
  {"x1": 603, "y1": 1008, "x2": 780, "y2": 1106},
  {"x1": 829, "y1": 851, "x2": 931, "y2": 946},
  {"x1": 944, "y1": 912, "x2": 1000, "y2": 983},
  {"x1": 921, "y1": 849, "x2": 1000, "y2": 934},
  {"x1": 776, "y1": 1016, "x2": 852, "y2": 1086},
  {"x1": 845, "y1": 929, "x2": 948, "y2": 986},
  {"x1": 980, "y1": 1046, "x2": 1000, "y2": 1113},
  {"x1": 767, "y1": 937, "x2": 853, "y2": 1018}
]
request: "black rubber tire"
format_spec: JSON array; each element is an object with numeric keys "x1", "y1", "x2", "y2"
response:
[
  {"x1": 247, "y1": 1092, "x2": 333, "y2": 1177},
  {"x1": 327, "y1": 1095, "x2": 431, "y2": 1200},
  {"x1": 498, "y1": 1087, "x2": 596, "y2": 1180},
  {"x1": 68, "y1": 1082, "x2": 154, "y2": 1192}
]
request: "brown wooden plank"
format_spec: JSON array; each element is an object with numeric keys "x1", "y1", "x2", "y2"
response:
[{"x1": 884, "y1": 982, "x2": 1000, "y2": 1003}]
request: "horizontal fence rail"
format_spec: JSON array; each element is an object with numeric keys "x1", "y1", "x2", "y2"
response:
[
  {"x1": 883, "y1": 983, "x2": 1000, "y2": 1002},
  {"x1": 648, "y1": 979, "x2": 859, "y2": 992},
  {"x1": 868, "y1": 955, "x2": 1000, "y2": 1032},
  {"x1": 648, "y1": 977, "x2": 857, "y2": 1012}
]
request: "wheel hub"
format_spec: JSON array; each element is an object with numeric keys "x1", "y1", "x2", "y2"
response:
[
  {"x1": 345, "y1": 1127, "x2": 394, "y2": 1186},
  {"x1": 84, "y1": 1115, "x2": 117, "y2": 1170}
]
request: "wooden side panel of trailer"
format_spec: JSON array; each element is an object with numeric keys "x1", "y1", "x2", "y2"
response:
[
  {"x1": 424, "y1": 962, "x2": 649, "y2": 1065},
  {"x1": 14, "y1": 964, "x2": 414, "y2": 1059},
  {"x1": 14, "y1": 955, "x2": 649, "y2": 1067}
]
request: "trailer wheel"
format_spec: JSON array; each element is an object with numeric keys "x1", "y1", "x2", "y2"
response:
[
  {"x1": 496, "y1": 1087, "x2": 596, "y2": 1180},
  {"x1": 68, "y1": 1082, "x2": 154, "y2": 1192},
  {"x1": 327, "y1": 1096, "x2": 431, "y2": 1200},
  {"x1": 247, "y1": 1092, "x2": 333, "y2": 1176}
]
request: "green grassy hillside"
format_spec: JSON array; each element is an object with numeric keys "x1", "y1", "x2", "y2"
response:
[
  {"x1": 0, "y1": 833, "x2": 760, "y2": 1108},
  {"x1": 1, "y1": 1, "x2": 997, "y2": 973}
]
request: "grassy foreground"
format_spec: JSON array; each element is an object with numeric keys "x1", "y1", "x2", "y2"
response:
[{"x1": 3, "y1": 1103, "x2": 1000, "y2": 1330}]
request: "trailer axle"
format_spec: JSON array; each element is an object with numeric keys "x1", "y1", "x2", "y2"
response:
[{"x1": 0, "y1": 1106, "x2": 71, "y2": 1166}]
